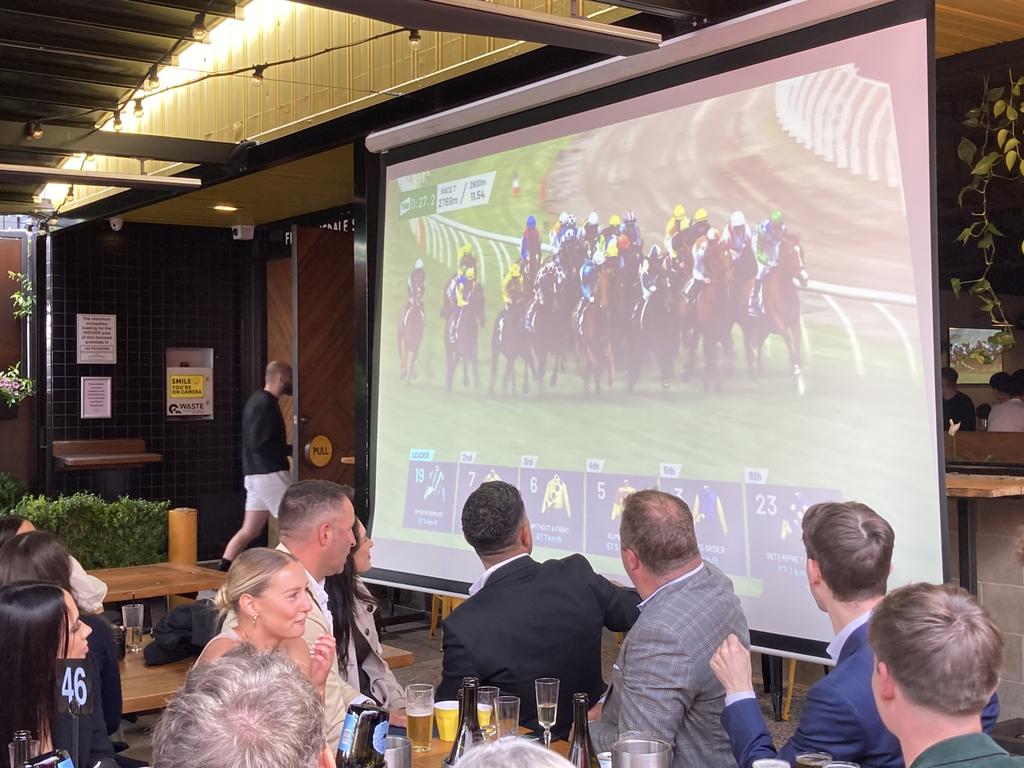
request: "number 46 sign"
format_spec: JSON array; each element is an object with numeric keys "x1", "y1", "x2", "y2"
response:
[{"x1": 56, "y1": 660, "x2": 93, "y2": 714}]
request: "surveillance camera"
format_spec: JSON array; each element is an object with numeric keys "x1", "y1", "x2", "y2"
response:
[
  {"x1": 109, "y1": 216, "x2": 124, "y2": 232},
  {"x1": 231, "y1": 224, "x2": 254, "y2": 241}
]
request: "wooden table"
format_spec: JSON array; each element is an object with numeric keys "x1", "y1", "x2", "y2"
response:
[
  {"x1": 414, "y1": 735, "x2": 568, "y2": 767},
  {"x1": 120, "y1": 640, "x2": 193, "y2": 714},
  {"x1": 89, "y1": 562, "x2": 226, "y2": 602},
  {"x1": 946, "y1": 473, "x2": 1024, "y2": 594}
]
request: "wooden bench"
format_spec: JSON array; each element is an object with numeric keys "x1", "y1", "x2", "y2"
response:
[
  {"x1": 53, "y1": 439, "x2": 162, "y2": 470},
  {"x1": 120, "y1": 641, "x2": 415, "y2": 713}
]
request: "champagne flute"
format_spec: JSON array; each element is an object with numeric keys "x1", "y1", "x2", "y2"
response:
[
  {"x1": 477, "y1": 686, "x2": 499, "y2": 741},
  {"x1": 535, "y1": 677, "x2": 559, "y2": 749}
]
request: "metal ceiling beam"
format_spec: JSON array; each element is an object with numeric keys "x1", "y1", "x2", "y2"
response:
[
  {"x1": 0, "y1": 88, "x2": 116, "y2": 113},
  {"x1": 0, "y1": 163, "x2": 202, "y2": 190},
  {"x1": 0, "y1": 60, "x2": 143, "y2": 91},
  {"x1": 0, "y1": 2, "x2": 207, "y2": 44},
  {"x1": 302, "y1": 0, "x2": 661, "y2": 56},
  {"x1": 0, "y1": 121, "x2": 241, "y2": 165},
  {"x1": 0, "y1": 36, "x2": 177, "y2": 67},
  {"x1": 121, "y1": 0, "x2": 239, "y2": 19},
  {"x1": 597, "y1": 0, "x2": 708, "y2": 21}
]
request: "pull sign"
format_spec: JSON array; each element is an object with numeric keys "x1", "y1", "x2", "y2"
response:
[
  {"x1": 56, "y1": 660, "x2": 93, "y2": 714},
  {"x1": 304, "y1": 434, "x2": 334, "y2": 468}
]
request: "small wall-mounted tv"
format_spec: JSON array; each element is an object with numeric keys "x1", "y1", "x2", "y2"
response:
[{"x1": 949, "y1": 327, "x2": 1005, "y2": 384}]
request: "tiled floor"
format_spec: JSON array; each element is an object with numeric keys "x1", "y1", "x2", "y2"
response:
[{"x1": 120, "y1": 619, "x2": 805, "y2": 764}]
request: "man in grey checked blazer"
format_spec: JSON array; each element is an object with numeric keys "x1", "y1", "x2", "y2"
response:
[{"x1": 589, "y1": 489, "x2": 749, "y2": 768}]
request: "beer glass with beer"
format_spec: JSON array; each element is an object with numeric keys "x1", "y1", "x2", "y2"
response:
[{"x1": 405, "y1": 684, "x2": 435, "y2": 753}]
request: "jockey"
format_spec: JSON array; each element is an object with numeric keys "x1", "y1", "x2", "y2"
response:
[
  {"x1": 723, "y1": 210, "x2": 754, "y2": 257},
  {"x1": 600, "y1": 213, "x2": 622, "y2": 251},
  {"x1": 407, "y1": 258, "x2": 426, "y2": 300},
  {"x1": 458, "y1": 243, "x2": 476, "y2": 276},
  {"x1": 520, "y1": 215, "x2": 541, "y2": 261},
  {"x1": 669, "y1": 207, "x2": 711, "y2": 262},
  {"x1": 550, "y1": 211, "x2": 570, "y2": 249},
  {"x1": 639, "y1": 245, "x2": 664, "y2": 302},
  {"x1": 685, "y1": 228, "x2": 721, "y2": 302},
  {"x1": 622, "y1": 211, "x2": 643, "y2": 256},
  {"x1": 456, "y1": 266, "x2": 476, "y2": 308},
  {"x1": 665, "y1": 203, "x2": 690, "y2": 238},
  {"x1": 580, "y1": 248, "x2": 598, "y2": 304},
  {"x1": 583, "y1": 211, "x2": 601, "y2": 249},
  {"x1": 502, "y1": 261, "x2": 524, "y2": 308},
  {"x1": 750, "y1": 209, "x2": 787, "y2": 315}
]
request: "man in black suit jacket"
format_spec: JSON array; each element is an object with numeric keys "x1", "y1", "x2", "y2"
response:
[{"x1": 438, "y1": 481, "x2": 640, "y2": 739}]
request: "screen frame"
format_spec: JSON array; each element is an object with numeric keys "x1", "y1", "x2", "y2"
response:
[{"x1": 362, "y1": 0, "x2": 938, "y2": 660}]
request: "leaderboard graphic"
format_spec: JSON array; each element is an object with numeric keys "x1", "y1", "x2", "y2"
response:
[{"x1": 403, "y1": 450, "x2": 840, "y2": 585}]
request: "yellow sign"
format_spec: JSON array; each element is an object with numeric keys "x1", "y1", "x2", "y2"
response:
[
  {"x1": 169, "y1": 374, "x2": 205, "y2": 398},
  {"x1": 305, "y1": 434, "x2": 333, "y2": 468}
]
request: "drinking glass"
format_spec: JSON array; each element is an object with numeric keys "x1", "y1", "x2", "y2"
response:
[
  {"x1": 121, "y1": 603, "x2": 145, "y2": 653},
  {"x1": 477, "y1": 686, "x2": 499, "y2": 741},
  {"x1": 8, "y1": 738, "x2": 40, "y2": 767},
  {"x1": 405, "y1": 683, "x2": 435, "y2": 753},
  {"x1": 535, "y1": 677, "x2": 559, "y2": 749},
  {"x1": 495, "y1": 696, "x2": 520, "y2": 740},
  {"x1": 795, "y1": 754, "x2": 833, "y2": 767}
]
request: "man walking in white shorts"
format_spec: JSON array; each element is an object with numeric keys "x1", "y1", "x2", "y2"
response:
[{"x1": 219, "y1": 360, "x2": 293, "y2": 571}]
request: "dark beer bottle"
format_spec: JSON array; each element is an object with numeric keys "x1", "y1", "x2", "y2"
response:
[
  {"x1": 336, "y1": 701, "x2": 390, "y2": 768},
  {"x1": 568, "y1": 693, "x2": 599, "y2": 768},
  {"x1": 445, "y1": 679, "x2": 485, "y2": 765}
]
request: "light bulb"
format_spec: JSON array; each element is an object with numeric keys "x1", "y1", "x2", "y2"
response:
[
  {"x1": 191, "y1": 13, "x2": 208, "y2": 41},
  {"x1": 409, "y1": 29, "x2": 422, "y2": 50},
  {"x1": 252, "y1": 65, "x2": 265, "y2": 85},
  {"x1": 144, "y1": 67, "x2": 160, "y2": 91},
  {"x1": 134, "y1": 99, "x2": 144, "y2": 118},
  {"x1": 113, "y1": 110, "x2": 123, "y2": 132},
  {"x1": 66, "y1": 186, "x2": 75, "y2": 202}
]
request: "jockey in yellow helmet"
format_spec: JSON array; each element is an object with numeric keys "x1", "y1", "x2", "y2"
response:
[
  {"x1": 665, "y1": 203, "x2": 690, "y2": 238},
  {"x1": 456, "y1": 266, "x2": 476, "y2": 307},
  {"x1": 502, "y1": 261, "x2": 524, "y2": 308}
]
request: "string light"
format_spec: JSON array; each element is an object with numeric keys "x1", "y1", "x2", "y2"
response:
[
  {"x1": 251, "y1": 65, "x2": 266, "y2": 85},
  {"x1": 191, "y1": 13, "x2": 208, "y2": 41},
  {"x1": 144, "y1": 67, "x2": 160, "y2": 91},
  {"x1": 409, "y1": 29, "x2": 422, "y2": 50},
  {"x1": 134, "y1": 99, "x2": 145, "y2": 118},
  {"x1": 66, "y1": 186, "x2": 75, "y2": 202},
  {"x1": 112, "y1": 110, "x2": 123, "y2": 132},
  {"x1": 24, "y1": 121, "x2": 43, "y2": 140}
]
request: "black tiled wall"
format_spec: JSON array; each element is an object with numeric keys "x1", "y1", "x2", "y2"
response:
[{"x1": 47, "y1": 222, "x2": 250, "y2": 559}]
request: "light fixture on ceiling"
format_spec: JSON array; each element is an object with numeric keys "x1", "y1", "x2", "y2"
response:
[
  {"x1": 212, "y1": 204, "x2": 239, "y2": 212},
  {"x1": 134, "y1": 99, "x2": 145, "y2": 118},
  {"x1": 252, "y1": 65, "x2": 266, "y2": 85},
  {"x1": 48, "y1": 217, "x2": 58, "y2": 227},
  {"x1": 144, "y1": 67, "x2": 161, "y2": 91},
  {"x1": 409, "y1": 29, "x2": 422, "y2": 50},
  {"x1": 191, "y1": 13, "x2": 209, "y2": 41},
  {"x1": 113, "y1": 110, "x2": 123, "y2": 132},
  {"x1": 24, "y1": 121, "x2": 43, "y2": 141},
  {"x1": 66, "y1": 186, "x2": 75, "y2": 202}
]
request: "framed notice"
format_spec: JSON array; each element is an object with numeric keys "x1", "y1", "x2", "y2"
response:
[
  {"x1": 166, "y1": 348, "x2": 214, "y2": 419},
  {"x1": 80, "y1": 377, "x2": 111, "y2": 419},
  {"x1": 76, "y1": 314, "x2": 116, "y2": 364}
]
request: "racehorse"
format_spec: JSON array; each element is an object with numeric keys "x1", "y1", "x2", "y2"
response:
[
  {"x1": 627, "y1": 267, "x2": 676, "y2": 392},
  {"x1": 444, "y1": 287, "x2": 485, "y2": 393},
  {"x1": 491, "y1": 294, "x2": 535, "y2": 395},
  {"x1": 739, "y1": 233, "x2": 808, "y2": 394},
  {"x1": 397, "y1": 282, "x2": 425, "y2": 382},
  {"x1": 575, "y1": 286, "x2": 614, "y2": 395},
  {"x1": 686, "y1": 239, "x2": 736, "y2": 392},
  {"x1": 529, "y1": 265, "x2": 570, "y2": 389}
]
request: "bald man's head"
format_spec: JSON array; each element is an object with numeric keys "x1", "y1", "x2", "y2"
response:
[{"x1": 265, "y1": 361, "x2": 293, "y2": 397}]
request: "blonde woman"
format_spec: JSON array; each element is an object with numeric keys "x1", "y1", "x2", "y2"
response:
[{"x1": 199, "y1": 547, "x2": 336, "y2": 698}]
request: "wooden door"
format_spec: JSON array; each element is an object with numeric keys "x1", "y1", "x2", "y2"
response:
[{"x1": 293, "y1": 226, "x2": 355, "y2": 486}]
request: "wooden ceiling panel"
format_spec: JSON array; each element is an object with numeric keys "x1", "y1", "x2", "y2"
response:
[
  {"x1": 936, "y1": 1, "x2": 1024, "y2": 58},
  {"x1": 120, "y1": 145, "x2": 354, "y2": 227}
]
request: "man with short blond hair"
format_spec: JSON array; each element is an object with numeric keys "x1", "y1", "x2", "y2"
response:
[
  {"x1": 589, "y1": 489, "x2": 748, "y2": 768},
  {"x1": 870, "y1": 583, "x2": 1019, "y2": 767}
]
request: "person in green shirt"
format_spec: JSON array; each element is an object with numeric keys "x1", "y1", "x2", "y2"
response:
[{"x1": 870, "y1": 583, "x2": 1023, "y2": 767}]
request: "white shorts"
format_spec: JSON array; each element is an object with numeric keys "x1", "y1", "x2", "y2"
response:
[{"x1": 244, "y1": 471, "x2": 291, "y2": 518}]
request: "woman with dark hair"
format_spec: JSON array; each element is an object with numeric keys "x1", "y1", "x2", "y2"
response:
[
  {"x1": 325, "y1": 519, "x2": 406, "y2": 709},
  {"x1": 0, "y1": 515, "x2": 108, "y2": 613},
  {"x1": 0, "y1": 531, "x2": 123, "y2": 736},
  {"x1": 0, "y1": 581, "x2": 97, "y2": 768}
]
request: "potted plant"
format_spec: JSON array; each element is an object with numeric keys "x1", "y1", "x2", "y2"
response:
[{"x1": 1, "y1": 270, "x2": 33, "y2": 419}]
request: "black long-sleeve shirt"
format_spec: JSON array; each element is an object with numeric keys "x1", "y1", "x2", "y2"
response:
[{"x1": 242, "y1": 389, "x2": 289, "y2": 475}]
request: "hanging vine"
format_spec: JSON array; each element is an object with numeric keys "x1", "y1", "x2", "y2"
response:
[{"x1": 955, "y1": 70, "x2": 1024, "y2": 355}]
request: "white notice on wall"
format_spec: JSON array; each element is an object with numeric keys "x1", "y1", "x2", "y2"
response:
[
  {"x1": 76, "y1": 314, "x2": 116, "y2": 364},
  {"x1": 80, "y1": 377, "x2": 111, "y2": 419}
]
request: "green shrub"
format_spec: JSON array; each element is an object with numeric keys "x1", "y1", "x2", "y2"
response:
[
  {"x1": 10, "y1": 492, "x2": 169, "y2": 569},
  {"x1": 0, "y1": 472, "x2": 26, "y2": 514}
]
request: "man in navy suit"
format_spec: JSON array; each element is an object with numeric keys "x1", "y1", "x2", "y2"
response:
[
  {"x1": 438, "y1": 481, "x2": 640, "y2": 739},
  {"x1": 710, "y1": 501, "x2": 999, "y2": 768}
]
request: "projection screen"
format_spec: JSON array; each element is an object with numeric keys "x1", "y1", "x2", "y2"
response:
[{"x1": 366, "y1": 0, "x2": 938, "y2": 656}]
